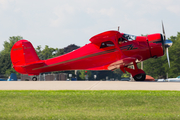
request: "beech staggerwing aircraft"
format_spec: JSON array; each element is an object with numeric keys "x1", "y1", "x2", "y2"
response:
[{"x1": 11, "y1": 23, "x2": 173, "y2": 81}]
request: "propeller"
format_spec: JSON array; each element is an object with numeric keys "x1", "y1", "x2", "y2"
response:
[
  {"x1": 166, "y1": 48, "x2": 170, "y2": 67},
  {"x1": 162, "y1": 21, "x2": 173, "y2": 68}
]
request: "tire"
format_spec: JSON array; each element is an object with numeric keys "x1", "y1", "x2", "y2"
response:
[
  {"x1": 133, "y1": 73, "x2": 146, "y2": 81},
  {"x1": 32, "y1": 77, "x2": 37, "y2": 81}
]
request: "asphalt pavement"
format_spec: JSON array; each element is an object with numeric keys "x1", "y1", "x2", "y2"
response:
[{"x1": 0, "y1": 81, "x2": 180, "y2": 90}]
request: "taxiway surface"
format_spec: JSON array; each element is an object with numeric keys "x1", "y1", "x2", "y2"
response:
[{"x1": 0, "y1": 81, "x2": 180, "y2": 90}]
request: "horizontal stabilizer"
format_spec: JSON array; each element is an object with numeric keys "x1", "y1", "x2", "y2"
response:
[{"x1": 22, "y1": 61, "x2": 45, "y2": 68}]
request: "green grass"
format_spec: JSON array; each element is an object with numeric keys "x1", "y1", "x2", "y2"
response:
[{"x1": 0, "y1": 90, "x2": 180, "y2": 120}]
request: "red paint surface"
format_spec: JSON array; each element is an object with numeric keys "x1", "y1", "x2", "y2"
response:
[{"x1": 11, "y1": 31, "x2": 164, "y2": 77}]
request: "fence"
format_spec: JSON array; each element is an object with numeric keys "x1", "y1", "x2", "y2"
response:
[
  {"x1": 21, "y1": 73, "x2": 67, "y2": 81},
  {"x1": 0, "y1": 74, "x2": 8, "y2": 80}
]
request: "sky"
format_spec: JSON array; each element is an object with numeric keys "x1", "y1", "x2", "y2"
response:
[{"x1": 0, "y1": 0, "x2": 180, "y2": 51}]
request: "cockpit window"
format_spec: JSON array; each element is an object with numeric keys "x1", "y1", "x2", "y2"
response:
[
  {"x1": 123, "y1": 34, "x2": 136, "y2": 41},
  {"x1": 100, "y1": 41, "x2": 114, "y2": 48},
  {"x1": 118, "y1": 37, "x2": 127, "y2": 44}
]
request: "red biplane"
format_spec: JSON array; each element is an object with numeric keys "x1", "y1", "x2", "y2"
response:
[{"x1": 11, "y1": 23, "x2": 173, "y2": 81}]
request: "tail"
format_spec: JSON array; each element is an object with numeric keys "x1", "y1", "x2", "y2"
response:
[{"x1": 11, "y1": 40, "x2": 44, "y2": 75}]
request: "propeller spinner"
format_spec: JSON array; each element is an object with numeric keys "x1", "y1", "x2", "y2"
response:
[{"x1": 162, "y1": 21, "x2": 173, "y2": 68}]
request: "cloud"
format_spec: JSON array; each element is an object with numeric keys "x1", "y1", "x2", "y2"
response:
[
  {"x1": 167, "y1": 5, "x2": 180, "y2": 15},
  {"x1": 0, "y1": 0, "x2": 180, "y2": 51},
  {"x1": 99, "y1": 8, "x2": 115, "y2": 17},
  {"x1": 0, "y1": 0, "x2": 9, "y2": 10},
  {"x1": 50, "y1": 4, "x2": 75, "y2": 27}
]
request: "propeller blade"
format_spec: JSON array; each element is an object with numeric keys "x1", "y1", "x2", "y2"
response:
[
  {"x1": 166, "y1": 48, "x2": 170, "y2": 68},
  {"x1": 162, "y1": 21, "x2": 172, "y2": 68},
  {"x1": 162, "y1": 21, "x2": 166, "y2": 40}
]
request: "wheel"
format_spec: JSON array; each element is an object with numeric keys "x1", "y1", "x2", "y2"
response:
[
  {"x1": 32, "y1": 77, "x2": 37, "y2": 81},
  {"x1": 133, "y1": 73, "x2": 146, "y2": 81}
]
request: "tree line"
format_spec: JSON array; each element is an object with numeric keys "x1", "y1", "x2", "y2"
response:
[{"x1": 0, "y1": 32, "x2": 180, "y2": 80}]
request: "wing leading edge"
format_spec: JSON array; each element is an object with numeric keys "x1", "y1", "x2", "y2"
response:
[{"x1": 87, "y1": 57, "x2": 137, "y2": 71}]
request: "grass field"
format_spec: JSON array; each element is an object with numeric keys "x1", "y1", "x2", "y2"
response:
[{"x1": 0, "y1": 90, "x2": 180, "y2": 120}]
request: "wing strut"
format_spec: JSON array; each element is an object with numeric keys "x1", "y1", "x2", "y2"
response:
[{"x1": 111, "y1": 33, "x2": 127, "y2": 59}]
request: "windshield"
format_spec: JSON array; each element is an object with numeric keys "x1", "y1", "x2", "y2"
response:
[{"x1": 123, "y1": 34, "x2": 136, "y2": 41}]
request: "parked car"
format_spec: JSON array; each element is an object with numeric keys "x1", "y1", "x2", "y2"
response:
[{"x1": 120, "y1": 78, "x2": 130, "y2": 81}]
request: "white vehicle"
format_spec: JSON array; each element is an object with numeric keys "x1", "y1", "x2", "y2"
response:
[
  {"x1": 157, "y1": 76, "x2": 180, "y2": 82},
  {"x1": 157, "y1": 79, "x2": 166, "y2": 82},
  {"x1": 166, "y1": 78, "x2": 180, "y2": 82}
]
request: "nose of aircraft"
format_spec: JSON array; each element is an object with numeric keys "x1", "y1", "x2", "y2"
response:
[{"x1": 164, "y1": 40, "x2": 173, "y2": 48}]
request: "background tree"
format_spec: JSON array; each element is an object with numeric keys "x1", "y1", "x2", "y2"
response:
[
  {"x1": 39, "y1": 45, "x2": 56, "y2": 60},
  {"x1": 165, "y1": 32, "x2": 180, "y2": 78},
  {"x1": 113, "y1": 69, "x2": 123, "y2": 79},
  {"x1": 78, "y1": 70, "x2": 92, "y2": 80},
  {"x1": 1, "y1": 36, "x2": 23, "y2": 54},
  {"x1": 143, "y1": 57, "x2": 166, "y2": 79},
  {"x1": 0, "y1": 54, "x2": 11, "y2": 74},
  {"x1": 0, "y1": 36, "x2": 23, "y2": 76}
]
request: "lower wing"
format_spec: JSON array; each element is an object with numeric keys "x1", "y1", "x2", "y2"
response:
[{"x1": 87, "y1": 57, "x2": 137, "y2": 71}]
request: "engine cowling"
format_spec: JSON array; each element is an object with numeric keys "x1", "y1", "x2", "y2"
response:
[{"x1": 147, "y1": 33, "x2": 165, "y2": 58}]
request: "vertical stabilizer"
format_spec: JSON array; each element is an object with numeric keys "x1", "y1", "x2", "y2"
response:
[{"x1": 11, "y1": 40, "x2": 41, "y2": 74}]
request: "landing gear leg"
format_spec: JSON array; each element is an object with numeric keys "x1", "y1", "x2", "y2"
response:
[{"x1": 124, "y1": 61, "x2": 146, "y2": 81}]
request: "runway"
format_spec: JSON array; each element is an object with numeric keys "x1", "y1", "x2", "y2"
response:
[{"x1": 0, "y1": 81, "x2": 180, "y2": 90}]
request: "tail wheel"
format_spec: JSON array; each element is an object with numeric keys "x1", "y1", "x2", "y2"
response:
[
  {"x1": 133, "y1": 73, "x2": 146, "y2": 81},
  {"x1": 32, "y1": 77, "x2": 37, "y2": 81}
]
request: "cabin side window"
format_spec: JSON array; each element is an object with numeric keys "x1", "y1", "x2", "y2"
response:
[{"x1": 100, "y1": 41, "x2": 114, "y2": 48}]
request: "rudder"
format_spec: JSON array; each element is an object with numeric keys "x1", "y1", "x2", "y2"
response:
[{"x1": 11, "y1": 40, "x2": 40, "y2": 74}]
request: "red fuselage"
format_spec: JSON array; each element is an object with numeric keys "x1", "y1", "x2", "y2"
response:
[{"x1": 11, "y1": 31, "x2": 164, "y2": 77}]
